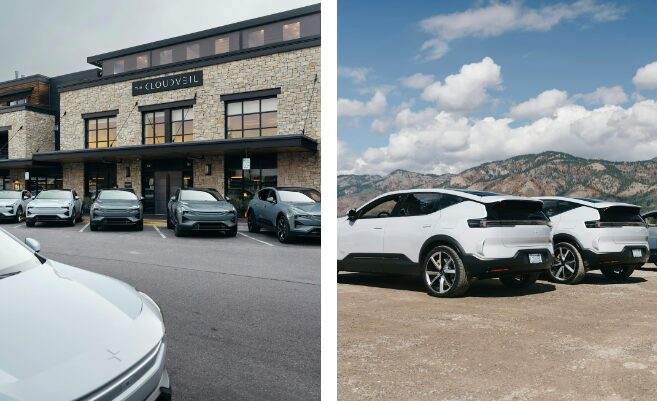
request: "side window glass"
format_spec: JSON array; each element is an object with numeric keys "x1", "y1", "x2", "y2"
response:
[
  {"x1": 258, "y1": 190, "x2": 269, "y2": 201},
  {"x1": 645, "y1": 215, "x2": 657, "y2": 226},
  {"x1": 360, "y1": 196, "x2": 401, "y2": 219},
  {"x1": 542, "y1": 200, "x2": 559, "y2": 217},
  {"x1": 271, "y1": 191, "x2": 278, "y2": 202},
  {"x1": 398, "y1": 193, "x2": 445, "y2": 217}
]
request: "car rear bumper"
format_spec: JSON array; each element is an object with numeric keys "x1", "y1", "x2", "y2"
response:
[
  {"x1": 463, "y1": 249, "x2": 554, "y2": 278},
  {"x1": 582, "y1": 246, "x2": 649, "y2": 268}
]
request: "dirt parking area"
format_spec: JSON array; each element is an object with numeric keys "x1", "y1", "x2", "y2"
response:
[{"x1": 338, "y1": 267, "x2": 657, "y2": 401}]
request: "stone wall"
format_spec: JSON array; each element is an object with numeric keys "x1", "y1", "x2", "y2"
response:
[
  {"x1": 192, "y1": 156, "x2": 225, "y2": 194},
  {"x1": 59, "y1": 46, "x2": 321, "y2": 150},
  {"x1": 62, "y1": 162, "x2": 84, "y2": 194},
  {"x1": 277, "y1": 148, "x2": 321, "y2": 190},
  {"x1": 116, "y1": 159, "x2": 142, "y2": 195},
  {"x1": 0, "y1": 109, "x2": 55, "y2": 159}
]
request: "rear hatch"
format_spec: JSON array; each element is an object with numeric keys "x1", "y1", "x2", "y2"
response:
[
  {"x1": 484, "y1": 200, "x2": 552, "y2": 248},
  {"x1": 591, "y1": 205, "x2": 647, "y2": 245}
]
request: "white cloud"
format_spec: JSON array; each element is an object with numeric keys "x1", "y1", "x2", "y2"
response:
[
  {"x1": 633, "y1": 61, "x2": 657, "y2": 90},
  {"x1": 509, "y1": 89, "x2": 569, "y2": 119},
  {"x1": 399, "y1": 73, "x2": 435, "y2": 89},
  {"x1": 419, "y1": 0, "x2": 624, "y2": 60},
  {"x1": 337, "y1": 90, "x2": 388, "y2": 117},
  {"x1": 338, "y1": 100, "x2": 657, "y2": 176},
  {"x1": 578, "y1": 85, "x2": 628, "y2": 105},
  {"x1": 370, "y1": 118, "x2": 393, "y2": 134},
  {"x1": 422, "y1": 57, "x2": 502, "y2": 112},
  {"x1": 338, "y1": 66, "x2": 370, "y2": 84}
]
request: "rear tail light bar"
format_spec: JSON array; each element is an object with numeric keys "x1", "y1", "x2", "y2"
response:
[
  {"x1": 467, "y1": 219, "x2": 551, "y2": 228},
  {"x1": 584, "y1": 220, "x2": 647, "y2": 228}
]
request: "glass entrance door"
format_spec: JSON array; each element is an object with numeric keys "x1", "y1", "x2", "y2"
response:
[{"x1": 154, "y1": 171, "x2": 182, "y2": 215}]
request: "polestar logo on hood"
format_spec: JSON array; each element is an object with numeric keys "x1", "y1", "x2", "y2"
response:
[{"x1": 106, "y1": 349, "x2": 122, "y2": 362}]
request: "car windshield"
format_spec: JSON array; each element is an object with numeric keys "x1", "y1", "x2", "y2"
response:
[
  {"x1": 180, "y1": 190, "x2": 224, "y2": 202},
  {"x1": 279, "y1": 189, "x2": 321, "y2": 203},
  {"x1": 0, "y1": 230, "x2": 42, "y2": 276},
  {"x1": 0, "y1": 191, "x2": 21, "y2": 199},
  {"x1": 36, "y1": 191, "x2": 71, "y2": 200},
  {"x1": 98, "y1": 190, "x2": 138, "y2": 201}
]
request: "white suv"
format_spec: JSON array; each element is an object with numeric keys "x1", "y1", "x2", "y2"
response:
[
  {"x1": 537, "y1": 197, "x2": 649, "y2": 283},
  {"x1": 338, "y1": 189, "x2": 554, "y2": 297}
]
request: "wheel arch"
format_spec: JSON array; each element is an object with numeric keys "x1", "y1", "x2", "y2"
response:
[
  {"x1": 419, "y1": 234, "x2": 466, "y2": 264},
  {"x1": 553, "y1": 233, "x2": 584, "y2": 251}
]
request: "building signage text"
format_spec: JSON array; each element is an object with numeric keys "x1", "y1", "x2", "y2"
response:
[{"x1": 132, "y1": 71, "x2": 203, "y2": 96}]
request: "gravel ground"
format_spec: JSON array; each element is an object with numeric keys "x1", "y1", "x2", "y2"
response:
[{"x1": 338, "y1": 268, "x2": 657, "y2": 401}]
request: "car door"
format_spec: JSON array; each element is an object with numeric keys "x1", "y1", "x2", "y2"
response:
[
  {"x1": 72, "y1": 190, "x2": 81, "y2": 215},
  {"x1": 338, "y1": 194, "x2": 403, "y2": 271},
  {"x1": 169, "y1": 189, "x2": 180, "y2": 221},
  {"x1": 253, "y1": 189, "x2": 271, "y2": 226},
  {"x1": 263, "y1": 189, "x2": 279, "y2": 226},
  {"x1": 641, "y1": 211, "x2": 657, "y2": 256},
  {"x1": 383, "y1": 192, "x2": 447, "y2": 264}
]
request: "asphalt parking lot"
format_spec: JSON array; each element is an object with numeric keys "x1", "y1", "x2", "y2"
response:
[
  {"x1": 338, "y1": 269, "x2": 657, "y2": 401},
  {"x1": 3, "y1": 220, "x2": 320, "y2": 401}
]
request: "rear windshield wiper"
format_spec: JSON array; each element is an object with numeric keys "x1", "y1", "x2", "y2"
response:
[{"x1": 0, "y1": 271, "x2": 21, "y2": 280}]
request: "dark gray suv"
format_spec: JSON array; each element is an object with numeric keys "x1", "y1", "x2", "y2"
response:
[
  {"x1": 90, "y1": 189, "x2": 143, "y2": 231},
  {"x1": 167, "y1": 188, "x2": 237, "y2": 237}
]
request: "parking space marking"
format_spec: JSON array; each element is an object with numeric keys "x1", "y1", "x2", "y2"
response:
[
  {"x1": 79, "y1": 223, "x2": 89, "y2": 233},
  {"x1": 238, "y1": 232, "x2": 275, "y2": 247},
  {"x1": 13, "y1": 224, "x2": 22, "y2": 229},
  {"x1": 153, "y1": 225, "x2": 166, "y2": 239}
]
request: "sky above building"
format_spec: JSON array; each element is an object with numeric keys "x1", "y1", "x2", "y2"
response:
[
  {"x1": 338, "y1": 0, "x2": 657, "y2": 175},
  {"x1": 0, "y1": 0, "x2": 316, "y2": 81}
]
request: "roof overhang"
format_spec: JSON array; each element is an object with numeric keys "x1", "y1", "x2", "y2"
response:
[
  {"x1": 0, "y1": 158, "x2": 59, "y2": 169},
  {"x1": 0, "y1": 88, "x2": 33, "y2": 101},
  {"x1": 33, "y1": 134, "x2": 318, "y2": 163}
]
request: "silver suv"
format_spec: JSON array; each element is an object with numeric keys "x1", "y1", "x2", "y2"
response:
[
  {"x1": 26, "y1": 189, "x2": 83, "y2": 227},
  {"x1": 0, "y1": 190, "x2": 31, "y2": 223}
]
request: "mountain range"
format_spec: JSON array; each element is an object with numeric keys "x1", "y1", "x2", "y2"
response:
[{"x1": 337, "y1": 151, "x2": 657, "y2": 215}]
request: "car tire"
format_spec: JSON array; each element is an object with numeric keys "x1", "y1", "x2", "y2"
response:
[
  {"x1": 422, "y1": 245, "x2": 470, "y2": 298},
  {"x1": 167, "y1": 211, "x2": 174, "y2": 229},
  {"x1": 26, "y1": 219, "x2": 35, "y2": 227},
  {"x1": 90, "y1": 223, "x2": 98, "y2": 232},
  {"x1": 227, "y1": 226, "x2": 238, "y2": 237},
  {"x1": 247, "y1": 210, "x2": 260, "y2": 233},
  {"x1": 276, "y1": 215, "x2": 292, "y2": 243},
  {"x1": 549, "y1": 242, "x2": 586, "y2": 284},
  {"x1": 135, "y1": 221, "x2": 144, "y2": 231},
  {"x1": 68, "y1": 214, "x2": 76, "y2": 226},
  {"x1": 76, "y1": 210, "x2": 83, "y2": 222},
  {"x1": 600, "y1": 265, "x2": 635, "y2": 280},
  {"x1": 174, "y1": 222, "x2": 185, "y2": 237},
  {"x1": 499, "y1": 272, "x2": 541, "y2": 289},
  {"x1": 15, "y1": 206, "x2": 24, "y2": 223}
]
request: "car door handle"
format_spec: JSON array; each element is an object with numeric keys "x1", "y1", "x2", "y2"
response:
[
  {"x1": 422, "y1": 225, "x2": 431, "y2": 228},
  {"x1": 373, "y1": 227, "x2": 383, "y2": 230}
]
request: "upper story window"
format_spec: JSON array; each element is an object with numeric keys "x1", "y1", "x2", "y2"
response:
[
  {"x1": 143, "y1": 107, "x2": 194, "y2": 145},
  {"x1": 102, "y1": 13, "x2": 319, "y2": 75},
  {"x1": 9, "y1": 98, "x2": 26, "y2": 106},
  {"x1": 226, "y1": 97, "x2": 278, "y2": 139},
  {"x1": 86, "y1": 116, "x2": 117, "y2": 149}
]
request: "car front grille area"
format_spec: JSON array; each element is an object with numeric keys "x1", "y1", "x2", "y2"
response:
[
  {"x1": 192, "y1": 222, "x2": 232, "y2": 230},
  {"x1": 182, "y1": 211, "x2": 236, "y2": 224},
  {"x1": 83, "y1": 340, "x2": 163, "y2": 401},
  {"x1": 28, "y1": 207, "x2": 68, "y2": 215},
  {"x1": 102, "y1": 218, "x2": 134, "y2": 225}
]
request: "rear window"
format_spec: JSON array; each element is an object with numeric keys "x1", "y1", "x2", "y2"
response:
[
  {"x1": 598, "y1": 206, "x2": 644, "y2": 224},
  {"x1": 486, "y1": 200, "x2": 549, "y2": 222}
]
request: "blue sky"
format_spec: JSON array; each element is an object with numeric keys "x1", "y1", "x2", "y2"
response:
[{"x1": 338, "y1": 0, "x2": 657, "y2": 175}]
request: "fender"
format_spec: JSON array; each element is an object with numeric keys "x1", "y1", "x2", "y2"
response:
[
  {"x1": 552, "y1": 233, "x2": 584, "y2": 250},
  {"x1": 419, "y1": 234, "x2": 466, "y2": 264}
]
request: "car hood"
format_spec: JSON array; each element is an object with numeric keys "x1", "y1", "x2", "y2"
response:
[
  {"x1": 0, "y1": 199, "x2": 20, "y2": 207},
  {"x1": 28, "y1": 199, "x2": 71, "y2": 208},
  {"x1": 288, "y1": 202, "x2": 321, "y2": 215},
  {"x1": 0, "y1": 261, "x2": 164, "y2": 401},
  {"x1": 179, "y1": 200, "x2": 234, "y2": 212},
  {"x1": 94, "y1": 199, "x2": 140, "y2": 209}
]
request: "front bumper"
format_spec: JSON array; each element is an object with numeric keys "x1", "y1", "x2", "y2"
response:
[
  {"x1": 145, "y1": 368, "x2": 172, "y2": 401},
  {"x1": 462, "y1": 249, "x2": 554, "y2": 278},
  {"x1": 92, "y1": 214, "x2": 142, "y2": 226},
  {"x1": 178, "y1": 214, "x2": 237, "y2": 231},
  {"x1": 0, "y1": 210, "x2": 17, "y2": 219},
  {"x1": 582, "y1": 246, "x2": 649, "y2": 269},
  {"x1": 26, "y1": 212, "x2": 71, "y2": 222},
  {"x1": 290, "y1": 216, "x2": 321, "y2": 237}
]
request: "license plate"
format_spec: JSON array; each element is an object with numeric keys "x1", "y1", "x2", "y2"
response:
[
  {"x1": 632, "y1": 249, "x2": 642, "y2": 258},
  {"x1": 529, "y1": 254, "x2": 543, "y2": 264}
]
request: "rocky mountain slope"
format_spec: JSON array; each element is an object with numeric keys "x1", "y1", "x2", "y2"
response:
[{"x1": 337, "y1": 151, "x2": 657, "y2": 215}]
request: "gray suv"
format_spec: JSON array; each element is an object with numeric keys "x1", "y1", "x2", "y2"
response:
[
  {"x1": 167, "y1": 188, "x2": 237, "y2": 237},
  {"x1": 247, "y1": 187, "x2": 321, "y2": 243},
  {"x1": 90, "y1": 189, "x2": 144, "y2": 231},
  {"x1": 26, "y1": 189, "x2": 83, "y2": 227},
  {"x1": 0, "y1": 190, "x2": 31, "y2": 223}
]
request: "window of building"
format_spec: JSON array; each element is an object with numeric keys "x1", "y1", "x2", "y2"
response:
[
  {"x1": 158, "y1": 49, "x2": 173, "y2": 65},
  {"x1": 135, "y1": 53, "x2": 150, "y2": 69},
  {"x1": 214, "y1": 36, "x2": 230, "y2": 54},
  {"x1": 246, "y1": 29, "x2": 265, "y2": 48},
  {"x1": 0, "y1": 131, "x2": 8, "y2": 159},
  {"x1": 283, "y1": 21, "x2": 301, "y2": 41},
  {"x1": 9, "y1": 98, "x2": 26, "y2": 106},
  {"x1": 143, "y1": 107, "x2": 194, "y2": 144},
  {"x1": 113, "y1": 59, "x2": 125, "y2": 74},
  {"x1": 186, "y1": 43, "x2": 200, "y2": 60},
  {"x1": 226, "y1": 97, "x2": 278, "y2": 138},
  {"x1": 86, "y1": 116, "x2": 117, "y2": 149},
  {"x1": 172, "y1": 108, "x2": 194, "y2": 142}
]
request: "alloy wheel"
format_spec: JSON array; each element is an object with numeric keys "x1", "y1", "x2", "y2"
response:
[
  {"x1": 277, "y1": 217, "x2": 288, "y2": 242},
  {"x1": 425, "y1": 251, "x2": 456, "y2": 294},
  {"x1": 551, "y1": 245, "x2": 577, "y2": 281}
]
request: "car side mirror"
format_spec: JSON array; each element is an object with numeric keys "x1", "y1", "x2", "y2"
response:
[
  {"x1": 23, "y1": 195, "x2": 29, "y2": 200},
  {"x1": 225, "y1": 196, "x2": 231, "y2": 202},
  {"x1": 31, "y1": 196, "x2": 36, "y2": 200},
  {"x1": 267, "y1": 197, "x2": 276, "y2": 204},
  {"x1": 170, "y1": 196, "x2": 176, "y2": 201},
  {"x1": 74, "y1": 195, "x2": 80, "y2": 200},
  {"x1": 25, "y1": 238, "x2": 41, "y2": 253},
  {"x1": 347, "y1": 209, "x2": 358, "y2": 221}
]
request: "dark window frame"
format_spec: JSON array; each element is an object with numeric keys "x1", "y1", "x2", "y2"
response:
[
  {"x1": 225, "y1": 96, "x2": 278, "y2": 139},
  {"x1": 85, "y1": 115, "x2": 118, "y2": 149},
  {"x1": 142, "y1": 106, "x2": 194, "y2": 145}
]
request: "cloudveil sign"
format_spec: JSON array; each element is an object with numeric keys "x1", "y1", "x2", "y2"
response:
[{"x1": 132, "y1": 71, "x2": 203, "y2": 96}]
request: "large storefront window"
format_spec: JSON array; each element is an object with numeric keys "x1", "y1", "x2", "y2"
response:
[
  {"x1": 84, "y1": 162, "x2": 117, "y2": 200},
  {"x1": 141, "y1": 159, "x2": 193, "y2": 215},
  {"x1": 226, "y1": 98, "x2": 278, "y2": 138},
  {"x1": 225, "y1": 154, "x2": 277, "y2": 214},
  {"x1": 143, "y1": 107, "x2": 194, "y2": 144},
  {"x1": 86, "y1": 116, "x2": 117, "y2": 149}
]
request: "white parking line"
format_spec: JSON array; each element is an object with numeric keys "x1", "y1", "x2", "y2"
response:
[
  {"x1": 13, "y1": 224, "x2": 22, "y2": 229},
  {"x1": 238, "y1": 232, "x2": 275, "y2": 247},
  {"x1": 79, "y1": 223, "x2": 89, "y2": 233},
  {"x1": 153, "y1": 225, "x2": 166, "y2": 239}
]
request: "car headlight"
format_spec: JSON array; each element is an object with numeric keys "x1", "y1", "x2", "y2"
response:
[{"x1": 129, "y1": 205, "x2": 140, "y2": 210}]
